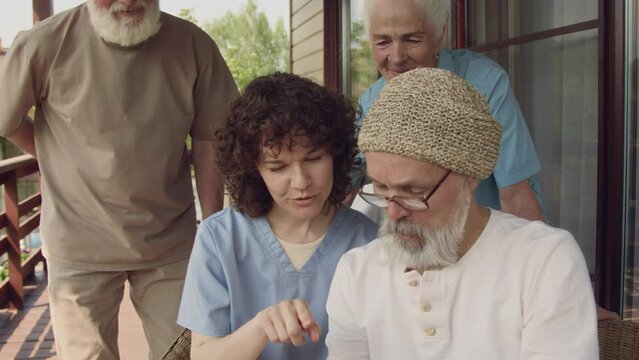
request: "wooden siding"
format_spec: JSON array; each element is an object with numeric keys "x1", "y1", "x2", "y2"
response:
[
  {"x1": 293, "y1": 50, "x2": 324, "y2": 77},
  {"x1": 304, "y1": 69, "x2": 325, "y2": 84},
  {"x1": 292, "y1": 31, "x2": 323, "y2": 61},
  {"x1": 291, "y1": 0, "x2": 323, "y2": 84},
  {"x1": 291, "y1": 11, "x2": 323, "y2": 46}
]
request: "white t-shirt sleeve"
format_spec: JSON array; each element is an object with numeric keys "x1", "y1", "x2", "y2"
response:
[{"x1": 519, "y1": 230, "x2": 599, "y2": 359}]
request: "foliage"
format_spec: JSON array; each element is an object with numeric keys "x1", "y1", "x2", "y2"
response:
[
  {"x1": 0, "y1": 251, "x2": 29, "y2": 281},
  {"x1": 179, "y1": 0, "x2": 289, "y2": 90},
  {"x1": 177, "y1": 8, "x2": 199, "y2": 26},
  {"x1": 349, "y1": 20, "x2": 379, "y2": 99}
]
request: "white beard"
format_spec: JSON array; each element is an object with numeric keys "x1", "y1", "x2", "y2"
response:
[
  {"x1": 87, "y1": 0, "x2": 162, "y2": 47},
  {"x1": 380, "y1": 182, "x2": 471, "y2": 270}
]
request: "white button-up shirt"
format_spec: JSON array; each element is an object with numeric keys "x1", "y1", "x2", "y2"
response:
[{"x1": 326, "y1": 210, "x2": 598, "y2": 360}]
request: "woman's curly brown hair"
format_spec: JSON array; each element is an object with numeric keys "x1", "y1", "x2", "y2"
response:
[{"x1": 215, "y1": 72, "x2": 360, "y2": 218}]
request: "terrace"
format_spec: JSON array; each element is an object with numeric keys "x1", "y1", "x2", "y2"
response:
[
  {"x1": 0, "y1": 156, "x2": 148, "y2": 359},
  {"x1": 1, "y1": 0, "x2": 639, "y2": 358}
]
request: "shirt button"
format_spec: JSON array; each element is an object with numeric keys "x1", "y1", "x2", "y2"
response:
[
  {"x1": 424, "y1": 327, "x2": 437, "y2": 336},
  {"x1": 421, "y1": 303, "x2": 432, "y2": 312},
  {"x1": 408, "y1": 279, "x2": 418, "y2": 286}
]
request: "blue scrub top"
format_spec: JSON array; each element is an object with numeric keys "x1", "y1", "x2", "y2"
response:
[
  {"x1": 356, "y1": 48, "x2": 543, "y2": 211},
  {"x1": 178, "y1": 205, "x2": 378, "y2": 360}
]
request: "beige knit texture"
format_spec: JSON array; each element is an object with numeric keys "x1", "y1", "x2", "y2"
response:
[{"x1": 358, "y1": 68, "x2": 502, "y2": 179}]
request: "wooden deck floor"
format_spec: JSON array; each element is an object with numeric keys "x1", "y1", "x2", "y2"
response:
[{"x1": 0, "y1": 268, "x2": 149, "y2": 359}]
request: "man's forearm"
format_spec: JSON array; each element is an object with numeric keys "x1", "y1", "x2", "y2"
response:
[
  {"x1": 192, "y1": 139, "x2": 224, "y2": 218},
  {"x1": 6, "y1": 117, "x2": 36, "y2": 157}
]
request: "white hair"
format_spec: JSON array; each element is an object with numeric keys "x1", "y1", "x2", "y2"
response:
[
  {"x1": 363, "y1": 0, "x2": 450, "y2": 40},
  {"x1": 87, "y1": 0, "x2": 162, "y2": 47}
]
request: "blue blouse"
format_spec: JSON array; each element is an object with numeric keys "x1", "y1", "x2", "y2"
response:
[{"x1": 178, "y1": 205, "x2": 378, "y2": 360}]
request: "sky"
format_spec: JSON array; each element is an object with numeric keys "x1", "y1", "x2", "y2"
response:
[{"x1": 0, "y1": 0, "x2": 289, "y2": 47}]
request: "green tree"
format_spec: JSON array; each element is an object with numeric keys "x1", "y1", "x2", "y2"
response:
[
  {"x1": 349, "y1": 20, "x2": 378, "y2": 99},
  {"x1": 180, "y1": 0, "x2": 290, "y2": 90},
  {"x1": 177, "y1": 8, "x2": 198, "y2": 26}
]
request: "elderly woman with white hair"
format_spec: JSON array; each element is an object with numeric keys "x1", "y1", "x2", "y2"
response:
[{"x1": 351, "y1": 0, "x2": 543, "y2": 222}]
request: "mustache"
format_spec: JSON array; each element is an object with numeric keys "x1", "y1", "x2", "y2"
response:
[
  {"x1": 377, "y1": 183, "x2": 472, "y2": 270},
  {"x1": 110, "y1": 1, "x2": 147, "y2": 13},
  {"x1": 382, "y1": 218, "x2": 425, "y2": 238}
]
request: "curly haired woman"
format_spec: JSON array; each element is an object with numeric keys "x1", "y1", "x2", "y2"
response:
[{"x1": 177, "y1": 72, "x2": 378, "y2": 359}]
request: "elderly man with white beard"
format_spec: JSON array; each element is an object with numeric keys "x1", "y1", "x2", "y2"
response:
[
  {"x1": 0, "y1": 1, "x2": 237, "y2": 358},
  {"x1": 325, "y1": 68, "x2": 598, "y2": 359}
]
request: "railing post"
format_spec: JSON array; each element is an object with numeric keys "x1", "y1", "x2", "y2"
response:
[{"x1": 5, "y1": 171, "x2": 23, "y2": 310}]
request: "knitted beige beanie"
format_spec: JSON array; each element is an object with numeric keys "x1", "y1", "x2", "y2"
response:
[{"x1": 358, "y1": 67, "x2": 502, "y2": 179}]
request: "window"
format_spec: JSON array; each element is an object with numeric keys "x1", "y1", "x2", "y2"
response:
[
  {"x1": 625, "y1": 0, "x2": 639, "y2": 321},
  {"x1": 341, "y1": 0, "x2": 378, "y2": 100},
  {"x1": 468, "y1": 0, "x2": 597, "y2": 46},
  {"x1": 339, "y1": 0, "x2": 630, "y2": 316},
  {"x1": 467, "y1": 0, "x2": 599, "y2": 272}
]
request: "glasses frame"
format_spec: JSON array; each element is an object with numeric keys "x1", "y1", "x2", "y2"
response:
[{"x1": 358, "y1": 170, "x2": 452, "y2": 211}]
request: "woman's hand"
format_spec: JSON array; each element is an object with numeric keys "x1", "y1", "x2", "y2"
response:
[{"x1": 254, "y1": 299, "x2": 321, "y2": 346}]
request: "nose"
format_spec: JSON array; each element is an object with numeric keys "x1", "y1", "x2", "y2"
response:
[
  {"x1": 388, "y1": 41, "x2": 407, "y2": 65},
  {"x1": 385, "y1": 200, "x2": 410, "y2": 221},
  {"x1": 291, "y1": 164, "x2": 311, "y2": 190}
]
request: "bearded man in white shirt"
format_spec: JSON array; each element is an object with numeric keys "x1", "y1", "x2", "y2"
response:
[{"x1": 325, "y1": 67, "x2": 599, "y2": 359}]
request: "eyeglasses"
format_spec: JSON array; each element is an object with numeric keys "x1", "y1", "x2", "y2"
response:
[{"x1": 358, "y1": 170, "x2": 452, "y2": 211}]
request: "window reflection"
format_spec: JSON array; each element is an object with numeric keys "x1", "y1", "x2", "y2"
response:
[
  {"x1": 343, "y1": 0, "x2": 379, "y2": 101},
  {"x1": 482, "y1": 31, "x2": 598, "y2": 273},
  {"x1": 468, "y1": 0, "x2": 597, "y2": 46},
  {"x1": 625, "y1": 0, "x2": 639, "y2": 321}
]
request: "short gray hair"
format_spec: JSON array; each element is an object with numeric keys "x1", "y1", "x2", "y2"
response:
[{"x1": 364, "y1": 0, "x2": 450, "y2": 41}]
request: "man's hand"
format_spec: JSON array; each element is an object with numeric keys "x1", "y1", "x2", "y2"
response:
[
  {"x1": 596, "y1": 306, "x2": 620, "y2": 321},
  {"x1": 192, "y1": 139, "x2": 224, "y2": 218}
]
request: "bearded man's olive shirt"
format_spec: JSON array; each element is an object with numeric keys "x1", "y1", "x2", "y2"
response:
[{"x1": 0, "y1": 4, "x2": 238, "y2": 270}]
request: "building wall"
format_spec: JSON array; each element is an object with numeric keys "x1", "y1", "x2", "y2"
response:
[{"x1": 290, "y1": 0, "x2": 324, "y2": 84}]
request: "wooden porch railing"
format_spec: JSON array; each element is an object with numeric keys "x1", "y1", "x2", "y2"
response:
[{"x1": 0, "y1": 154, "x2": 44, "y2": 310}]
